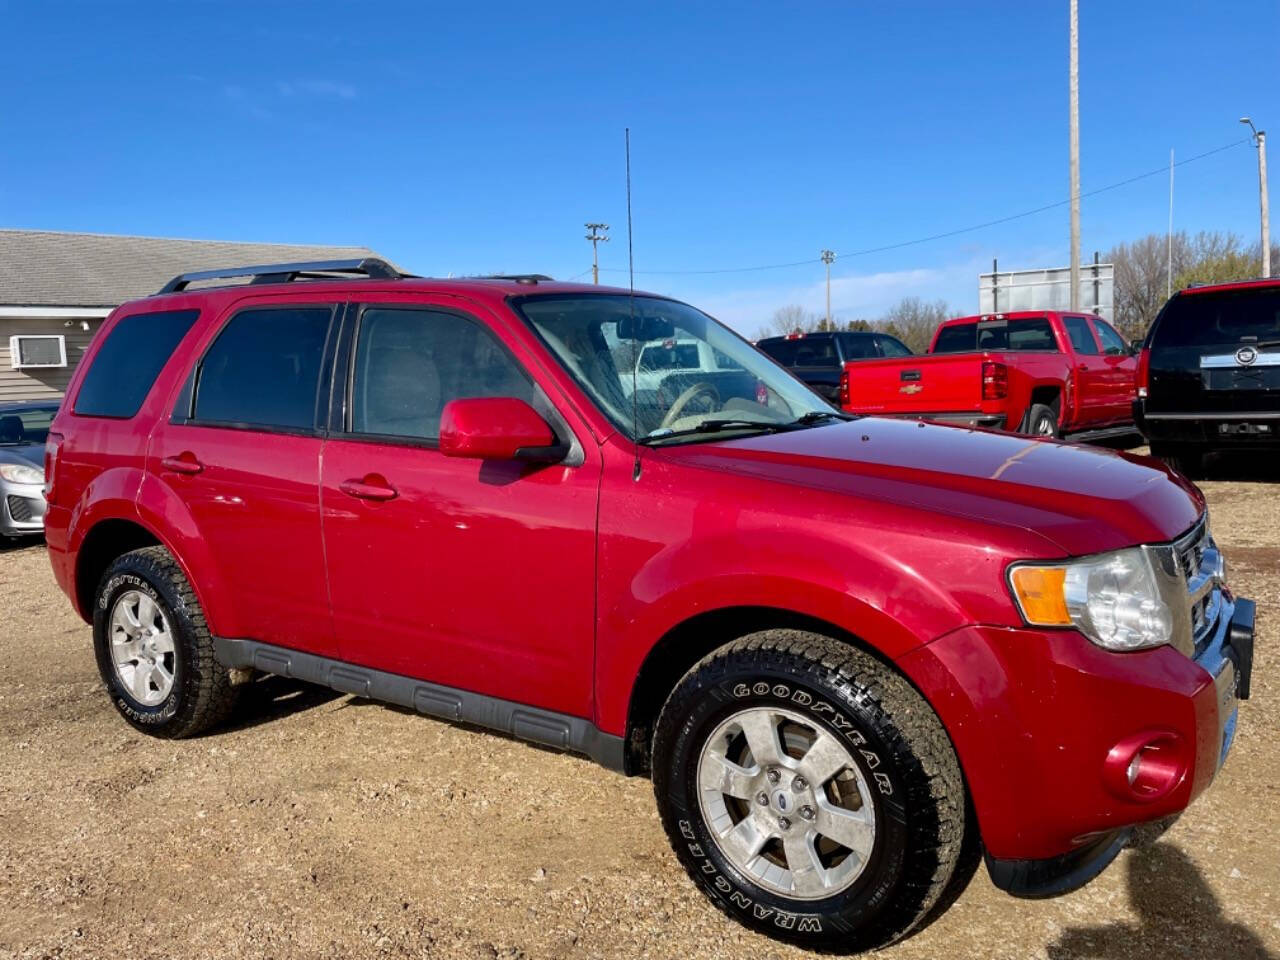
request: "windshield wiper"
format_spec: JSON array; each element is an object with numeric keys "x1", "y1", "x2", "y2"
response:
[
  {"x1": 789, "y1": 410, "x2": 856, "y2": 425},
  {"x1": 638, "y1": 419, "x2": 800, "y2": 444}
]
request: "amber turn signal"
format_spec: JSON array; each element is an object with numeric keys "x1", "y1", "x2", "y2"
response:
[{"x1": 1009, "y1": 566, "x2": 1071, "y2": 626}]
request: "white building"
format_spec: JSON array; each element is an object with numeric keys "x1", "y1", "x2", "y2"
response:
[{"x1": 0, "y1": 229, "x2": 385, "y2": 403}]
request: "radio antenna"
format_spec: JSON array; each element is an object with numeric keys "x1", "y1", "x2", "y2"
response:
[{"x1": 627, "y1": 127, "x2": 641, "y2": 481}]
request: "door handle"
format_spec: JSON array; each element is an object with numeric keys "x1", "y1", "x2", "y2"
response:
[
  {"x1": 161, "y1": 453, "x2": 203, "y2": 475},
  {"x1": 339, "y1": 476, "x2": 398, "y2": 501}
]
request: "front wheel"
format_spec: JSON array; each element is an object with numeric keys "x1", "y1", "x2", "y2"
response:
[{"x1": 652, "y1": 630, "x2": 971, "y2": 951}]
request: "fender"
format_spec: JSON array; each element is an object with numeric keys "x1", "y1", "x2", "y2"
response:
[
  {"x1": 594, "y1": 525, "x2": 974, "y2": 736},
  {"x1": 66, "y1": 471, "x2": 223, "y2": 631},
  {"x1": 121, "y1": 471, "x2": 236, "y2": 637}
]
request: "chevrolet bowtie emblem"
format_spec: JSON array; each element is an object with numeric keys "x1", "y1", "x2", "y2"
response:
[{"x1": 900, "y1": 383, "x2": 923, "y2": 395}]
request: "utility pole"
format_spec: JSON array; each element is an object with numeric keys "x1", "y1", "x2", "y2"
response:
[
  {"x1": 1241, "y1": 118, "x2": 1270, "y2": 278},
  {"x1": 1068, "y1": 0, "x2": 1081, "y2": 310},
  {"x1": 585, "y1": 222, "x2": 609, "y2": 284},
  {"x1": 1168, "y1": 147, "x2": 1174, "y2": 298},
  {"x1": 821, "y1": 250, "x2": 836, "y2": 327}
]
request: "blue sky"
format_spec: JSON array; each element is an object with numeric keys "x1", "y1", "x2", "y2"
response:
[{"x1": 1, "y1": 0, "x2": 1274, "y2": 332}]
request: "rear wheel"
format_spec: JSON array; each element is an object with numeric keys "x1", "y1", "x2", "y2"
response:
[
  {"x1": 652, "y1": 630, "x2": 969, "y2": 951},
  {"x1": 1151, "y1": 443, "x2": 1205, "y2": 479},
  {"x1": 92, "y1": 546, "x2": 239, "y2": 738},
  {"x1": 1023, "y1": 403, "x2": 1059, "y2": 438}
]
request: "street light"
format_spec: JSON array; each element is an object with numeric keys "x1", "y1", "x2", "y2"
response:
[
  {"x1": 820, "y1": 250, "x2": 836, "y2": 327},
  {"x1": 1240, "y1": 117, "x2": 1270, "y2": 278}
]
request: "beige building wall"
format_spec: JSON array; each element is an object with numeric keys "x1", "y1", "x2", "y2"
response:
[{"x1": 0, "y1": 316, "x2": 105, "y2": 403}]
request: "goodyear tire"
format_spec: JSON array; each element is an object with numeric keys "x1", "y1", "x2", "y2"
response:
[
  {"x1": 92, "y1": 546, "x2": 238, "y2": 738},
  {"x1": 652, "y1": 630, "x2": 971, "y2": 951}
]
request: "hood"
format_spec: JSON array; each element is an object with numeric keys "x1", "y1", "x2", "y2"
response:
[
  {"x1": 0, "y1": 442, "x2": 44, "y2": 470},
  {"x1": 665, "y1": 418, "x2": 1202, "y2": 557}
]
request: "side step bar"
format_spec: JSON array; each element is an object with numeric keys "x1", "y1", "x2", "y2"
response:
[
  {"x1": 213, "y1": 637, "x2": 627, "y2": 772},
  {"x1": 1063, "y1": 424, "x2": 1143, "y2": 444}
]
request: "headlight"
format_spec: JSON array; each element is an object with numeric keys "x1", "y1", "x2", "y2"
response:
[
  {"x1": 0, "y1": 463, "x2": 43, "y2": 484},
  {"x1": 1009, "y1": 547, "x2": 1173, "y2": 651}
]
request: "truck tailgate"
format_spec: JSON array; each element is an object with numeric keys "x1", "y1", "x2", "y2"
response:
[{"x1": 844, "y1": 353, "x2": 987, "y2": 416}]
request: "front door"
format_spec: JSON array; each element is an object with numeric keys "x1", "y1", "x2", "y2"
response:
[
  {"x1": 319, "y1": 297, "x2": 600, "y2": 717},
  {"x1": 146, "y1": 299, "x2": 340, "y2": 656},
  {"x1": 1061, "y1": 314, "x2": 1110, "y2": 426},
  {"x1": 1090, "y1": 317, "x2": 1139, "y2": 424}
]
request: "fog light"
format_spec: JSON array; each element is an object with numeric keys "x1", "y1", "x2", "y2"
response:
[{"x1": 1103, "y1": 730, "x2": 1187, "y2": 803}]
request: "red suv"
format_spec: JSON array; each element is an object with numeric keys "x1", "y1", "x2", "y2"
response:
[{"x1": 46, "y1": 259, "x2": 1254, "y2": 951}]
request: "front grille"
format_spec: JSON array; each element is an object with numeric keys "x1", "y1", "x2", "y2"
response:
[
  {"x1": 6, "y1": 495, "x2": 38, "y2": 523},
  {"x1": 1174, "y1": 515, "x2": 1208, "y2": 580},
  {"x1": 1169, "y1": 515, "x2": 1220, "y2": 656}
]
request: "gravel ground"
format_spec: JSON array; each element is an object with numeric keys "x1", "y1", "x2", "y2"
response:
[{"x1": 1, "y1": 452, "x2": 1277, "y2": 960}]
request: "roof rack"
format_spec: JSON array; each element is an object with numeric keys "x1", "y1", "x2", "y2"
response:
[
  {"x1": 156, "y1": 257, "x2": 403, "y2": 294},
  {"x1": 480, "y1": 274, "x2": 554, "y2": 285}
]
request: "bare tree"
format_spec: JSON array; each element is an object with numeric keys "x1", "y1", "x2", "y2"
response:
[
  {"x1": 1106, "y1": 230, "x2": 1275, "y2": 340},
  {"x1": 876, "y1": 297, "x2": 951, "y2": 353},
  {"x1": 756, "y1": 304, "x2": 816, "y2": 339}
]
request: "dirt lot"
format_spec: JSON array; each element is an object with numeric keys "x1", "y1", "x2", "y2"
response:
[{"x1": 1, "y1": 455, "x2": 1277, "y2": 960}]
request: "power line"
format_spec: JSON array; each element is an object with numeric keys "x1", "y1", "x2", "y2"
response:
[{"x1": 599, "y1": 138, "x2": 1249, "y2": 277}]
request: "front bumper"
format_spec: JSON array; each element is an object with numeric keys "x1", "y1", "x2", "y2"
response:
[
  {"x1": 897, "y1": 592, "x2": 1254, "y2": 896},
  {"x1": 0, "y1": 480, "x2": 46, "y2": 537}
]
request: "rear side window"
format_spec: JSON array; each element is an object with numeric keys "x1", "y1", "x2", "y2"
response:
[
  {"x1": 838, "y1": 334, "x2": 878, "y2": 359},
  {"x1": 194, "y1": 306, "x2": 333, "y2": 430},
  {"x1": 876, "y1": 335, "x2": 912, "y2": 357},
  {"x1": 1063, "y1": 316, "x2": 1100, "y2": 354},
  {"x1": 932, "y1": 323, "x2": 977, "y2": 353},
  {"x1": 1153, "y1": 288, "x2": 1280, "y2": 349},
  {"x1": 74, "y1": 309, "x2": 199, "y2": 418}
]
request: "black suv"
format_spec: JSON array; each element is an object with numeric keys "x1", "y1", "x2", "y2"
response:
[
  {"x1": 757, "y1": 330, "x2": 911, "y2": 403},
  {"x1": 1136, "y1": 278, "x2": 1280, "y2": 474}
]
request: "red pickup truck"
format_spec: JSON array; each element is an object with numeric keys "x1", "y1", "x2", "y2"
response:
[
  {"x1": 841, "y1": 311, "x2": 1139, "y2": 439},
  {"x1": 45, "y1": 263, "x2": 1252, "y2": 952}
]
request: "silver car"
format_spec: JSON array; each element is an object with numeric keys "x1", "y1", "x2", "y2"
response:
[{"x1": 0, "y1": 401, "x2": 57, "y2": 539}]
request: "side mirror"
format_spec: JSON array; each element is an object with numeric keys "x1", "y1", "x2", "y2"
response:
[
  {"x1": 439, "y1": 397, "x2": 568, "y2": 463},
  {"x1": 1130, "y1": 339, "x2": 1143, "y2": 355}
]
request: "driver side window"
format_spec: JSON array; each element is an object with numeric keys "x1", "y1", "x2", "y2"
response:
[
  {"x1": 350, "y1": 307, "x2": 536, "y2": 442},
  {"x1": 1092, "y1": 318, "x2": 1129, "y2": 356}
]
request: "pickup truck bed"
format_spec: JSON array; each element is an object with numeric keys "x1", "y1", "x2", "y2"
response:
[{"x1": 842, "y1": 311, "x2": 1139, "y2": 438}]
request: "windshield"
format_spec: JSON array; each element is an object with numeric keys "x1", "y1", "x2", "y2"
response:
[
  {"x1": 514, "y1": 294, "x2": 832, "y2": 441},
  {"x1": 0, "y1": 405, "x2": 57, "y2": 445}
]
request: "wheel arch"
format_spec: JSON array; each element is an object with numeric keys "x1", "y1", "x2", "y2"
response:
[
  {"x1": 73, "y1": 516, "x2": 163, "y2": 621},
  {"x1": 71, "y1": 484, "x2": 227, "y2": 633},
  {"x1": 624, "y1": 606, "x2": 905, "y2": 776}
]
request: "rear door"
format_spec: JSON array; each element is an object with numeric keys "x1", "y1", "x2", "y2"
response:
[
  {"x1": 147, "y1": 298, "x2": 340, "y2": 656},
  {"x1": 1089, "y1": 316, "x2": 1139, "y2": 423},
  {"x1": 1148, "y1": 286, "x2": 1280, "y2": 416},
  {"x1": 319, "y1": 293, "x2": 600, "y2": 717}
]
